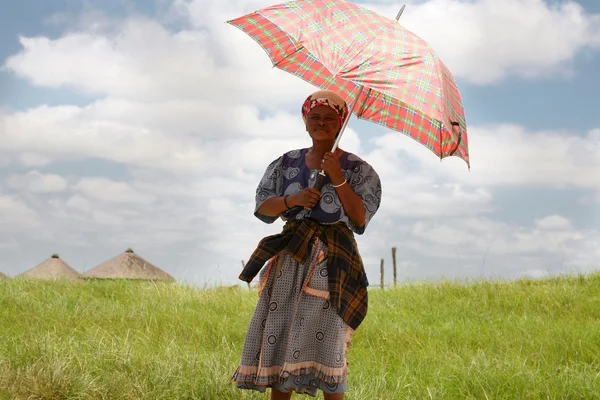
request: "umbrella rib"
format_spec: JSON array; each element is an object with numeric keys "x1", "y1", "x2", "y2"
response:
[
  {"x1": 271, "y1": 43, "x2": 305, "y2": 69},
  {"x1": 355, "y1": 86, "x2": 371, "y2": 119}
]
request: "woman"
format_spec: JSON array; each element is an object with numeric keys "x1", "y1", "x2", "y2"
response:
[{"x1": 232, "y1": 89, "x2": 382, "y2": 399}]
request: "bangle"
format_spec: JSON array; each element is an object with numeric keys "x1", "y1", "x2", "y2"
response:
[
  {"x1": 332, "y1": 179, "x2": 347, "y2": 188},
  {"x1": 283, "y1": 195, "x2": 290, "y2": 209}
]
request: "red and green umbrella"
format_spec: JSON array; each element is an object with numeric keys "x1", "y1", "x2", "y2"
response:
[{"x1": 227, "y1": 0, "x2": 470, "y2": 169}]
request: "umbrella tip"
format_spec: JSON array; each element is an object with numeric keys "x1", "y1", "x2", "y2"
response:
[{"x1": 396, "y1": 5, "x2": 406, "y2": 21}]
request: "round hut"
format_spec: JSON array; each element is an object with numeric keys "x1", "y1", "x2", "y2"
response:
[
  {"x1": 18, "y1": 254, "x2": 83, "y2": 281},
  {"x1": 83, "y1": 248, "x2": 174, "y2": 281}
]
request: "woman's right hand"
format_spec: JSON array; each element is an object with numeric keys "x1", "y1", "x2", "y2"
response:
[{"x1": 288, "y1": 188, "x2": 321, "y2": 208}]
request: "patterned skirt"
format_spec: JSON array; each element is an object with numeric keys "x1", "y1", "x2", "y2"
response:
[{"x1": 231, "y1": 238, "x2": 354, "y2": 397}]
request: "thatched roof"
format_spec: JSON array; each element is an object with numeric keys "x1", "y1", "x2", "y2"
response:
[
  {"x1": 82, "y1": 249, "x2": 174, "y2": 281},
  {"x1": 18, "y1": 255, "x2": 83, "y2": 281},
  {"x1": 0, "y1": 272, "x2": 8, "y2": 280}
]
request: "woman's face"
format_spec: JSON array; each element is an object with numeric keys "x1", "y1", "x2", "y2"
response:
[{"x1": 306, "y1": 105, "x2": 341, "y2": 141}]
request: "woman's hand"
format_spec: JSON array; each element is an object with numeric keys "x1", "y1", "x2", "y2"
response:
[
  {"x1": 321, "y1": 151, "x2": 345, "y2": 185},
  {"x1": 288, "y1": 188, "x2": 321, "y2": 208}
]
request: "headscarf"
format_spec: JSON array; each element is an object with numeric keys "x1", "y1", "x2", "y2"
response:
[{"x1": 301, "y1": 90, "x2": 349, "y2": 127}]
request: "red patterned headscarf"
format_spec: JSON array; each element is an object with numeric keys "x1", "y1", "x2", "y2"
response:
[{"x1": 301, "y1": 90, "x2": 349, "y2": 127}]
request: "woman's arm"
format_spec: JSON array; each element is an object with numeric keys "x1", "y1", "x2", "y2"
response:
[
  {"x1": 255, "y1": 196, "x2": 290, "y2": 217},
  {"x1": 256, "y1": 189, "x2": 322, "y2": 217},
  {"x1": 331, "y1": 179, "x2": 366, "y2": 228}
]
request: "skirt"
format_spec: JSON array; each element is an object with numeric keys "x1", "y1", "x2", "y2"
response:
[{"x1": 231, "y1": 238, "x2": 354, "y2": 397}]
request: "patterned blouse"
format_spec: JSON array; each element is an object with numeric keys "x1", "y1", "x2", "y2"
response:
[{"x1": 254, "y1": 148, "x2": 382, "y2": 234}]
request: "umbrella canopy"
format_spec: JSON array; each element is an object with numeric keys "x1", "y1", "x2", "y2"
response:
[
  {"x1": 227, "y1": 0, "x2": 469, "y2": 168},
  {"x1": 83, "y1": 249, "x2": 174, "y2": 281},
  {"x1": 18, "y1": 254, "x2": 83, "y2": 281}
]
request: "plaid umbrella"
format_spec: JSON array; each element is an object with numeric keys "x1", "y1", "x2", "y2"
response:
[{"x1": 227, "y1": 0, "x2": 469, "y2": 169}]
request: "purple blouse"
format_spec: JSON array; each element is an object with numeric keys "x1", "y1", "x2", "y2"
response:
[{"x1": 254, "y1": 148, "x2": 382, "y2": 235}]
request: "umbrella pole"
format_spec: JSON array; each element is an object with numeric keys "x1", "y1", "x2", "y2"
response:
[
  {"x1": 328, "y1": 85, "x2": 363, "y2": 155},
  {"x1": 327, "y1": 3, "x2": 405, "y2": 154}
]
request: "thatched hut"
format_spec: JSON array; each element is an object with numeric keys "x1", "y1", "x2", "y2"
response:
[
  {"x1": 83, "y1": 248, "x2": 174, "y2": 281},
  {"x1": 0, "y1": 272, "x2": 8, "y2": 280},
  {"x1": 18, "y1": 254, "x2": 83, "y2": 281}
]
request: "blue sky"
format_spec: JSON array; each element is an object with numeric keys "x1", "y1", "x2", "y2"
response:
[{"x1": 0, "y1": 0, "x2": 598, "y2": 284}]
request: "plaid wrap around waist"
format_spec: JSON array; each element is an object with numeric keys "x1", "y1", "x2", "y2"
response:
[{"x1": 239, "y1": 219, "x2": 369, "y2": 330}]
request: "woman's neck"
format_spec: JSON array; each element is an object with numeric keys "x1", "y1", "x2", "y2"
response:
[
  {"x1": 308, "y1": 140, "x2": 334, "y2": 158},
  {"x1": 305, "y1": 141, "x2": 343, "y2": 170}
]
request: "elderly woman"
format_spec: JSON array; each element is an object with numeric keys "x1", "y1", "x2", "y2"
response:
[{"x1": 232, "y1": 90, "x2": 382, "y2": 399}]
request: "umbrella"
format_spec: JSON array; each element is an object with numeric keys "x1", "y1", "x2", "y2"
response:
[{"x1": 227, "y1": 0, "x2": 470, "y2": 179}]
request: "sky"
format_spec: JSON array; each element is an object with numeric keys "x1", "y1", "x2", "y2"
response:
[{"x1": 0, "y1": 0, "x2": 599, "y2": 286}]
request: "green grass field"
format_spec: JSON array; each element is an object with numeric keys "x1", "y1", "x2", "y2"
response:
[{"x1": 1, "y1": 273, "x2": 599, "y2": 399}]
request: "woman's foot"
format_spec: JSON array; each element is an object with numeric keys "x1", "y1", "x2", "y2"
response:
[{"x1": 271, "y1": 388, "x2": 292, "y2": 400}]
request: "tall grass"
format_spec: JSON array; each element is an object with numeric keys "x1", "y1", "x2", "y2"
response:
[{"x1": 1, "y1": 274, "x2": 599, "y2": 399}]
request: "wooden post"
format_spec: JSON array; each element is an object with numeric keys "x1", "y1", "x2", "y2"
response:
[
  {"x1": 392, "y1": 247, "x2": 397, "y2": 287},
  {"x1": 380, "y1": 258, "x2": 384, "y2": 290}
]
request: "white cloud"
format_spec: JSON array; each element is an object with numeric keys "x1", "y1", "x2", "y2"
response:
[
  {"x1": 377, "y1": 179, "x2": 495, "y2": 218},
  {"x1": 412, "y1": 220, "x2": 481, "y2": 246},
  {"x1": 374, "y1": 125, "x2": 600, "y2": 189},
  {"x1": 2, "y1": 14, "x2": 314, "y2": 109},
  {"x1": 74, "y1": 177, "x2": 155, "y2": 205},
  {"x1": 0, "y1": 104, "x2": 208, "y2": 173},
  {"x1": 563, "y1": 232, "x2": 600, "y2": 272},
  {"x1": 403, "y1": 214, "x2": 586, "y2": 256},
  {"x1": 16, "y1": 153, "x2": 53, "y2": 167},
  {"x1": 356, "y1": 212, "x2": 598, "y2": 282},
  {"x1": 6, "y1": 170, "x2": 68, "y2": 193},
  {"x1": 0, "y1": 195, "x2": 41, "y2": 230},
  {"x1": 91, "y1": 209, "x2": 124, "y2": 226},
  {"x1": 4, "y1": 23, "x2": 169, "y2": 98},
  {"x1": 85, "y1": 98, "x2": 259, "y2": 138},
  {"x1": 0, "y1": 97, "x2": 365, "y2": 178},
  {"x1": 535, "y1": 215, "x2": 572, "y2": 230},
  {"x1": 362, "y1": 0, "x2": 600, "y2": 84},
  {"x1": 65, "y1": 194, "x2": 92, "y2": 213}
]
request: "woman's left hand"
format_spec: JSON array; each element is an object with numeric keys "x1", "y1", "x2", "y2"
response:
[{"x1": 321, "y1": 152, "x2": 345, "y2": 185}]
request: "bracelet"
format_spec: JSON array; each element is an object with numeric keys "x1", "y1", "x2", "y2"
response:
[
  {"x1": 283, "y1": 195, "x2": 291, "y2": 209},
  {"x1": 332, "y1": 179, "x2": 347, "y2": 188}
]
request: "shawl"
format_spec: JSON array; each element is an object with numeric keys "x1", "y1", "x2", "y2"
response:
[{"x1": 239, "y1": 219, "x2": 369, "y2": 330}]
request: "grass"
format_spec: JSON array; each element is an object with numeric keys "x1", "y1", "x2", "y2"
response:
[{"x1": 1, "y1": 273, "x2": 599, "y2": 399}]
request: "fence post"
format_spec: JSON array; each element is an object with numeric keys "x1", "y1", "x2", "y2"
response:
[
  {"x1": 392, "y1": 247, "x2": 397, "y2": 287},
  {"x1": 380, "y1": 258, "x2": 384, "y2": 290}
]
